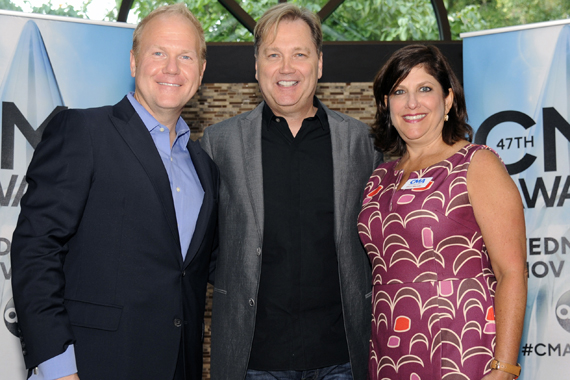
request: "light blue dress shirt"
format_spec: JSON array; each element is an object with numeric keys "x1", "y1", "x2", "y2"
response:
[
  {"x1": 30, "y1": 93, "x2": 204, "y2": 380},
  {"x1": 127, "y1": 92, "x2": 204, "y2": 258}
]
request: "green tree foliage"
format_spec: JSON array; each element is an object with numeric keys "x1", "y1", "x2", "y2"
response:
[
  {"x1": 124, "y1": 0, "x2": 569, "y2": 41},
  {"x1": 7, "y1": 0, "x2": 564, "y2": 40},
  {"x1": 109, "y1": 0, "x2": 261, "y2": 41},
  {"x1": 447, "y1": 4, "x2": 488, "y2": 38},
  {"x1": 0, "y1": 0, "x2": 90, "y2": 18},
  {"x1": 126, "y1": 0, "x2": 440, "y2": 41},
  {"x1": 446, "y1": 0, "x2": 570, "y2": 36},
  {"x1": 309, "y1": 0, "x2": 439, "y2": 41},
  {"x1": 29, "y1": 0, "x2": 90, "y2": 17},
  {"x1": 0, "y1": 0, "x2": 22, "y2": 11}
]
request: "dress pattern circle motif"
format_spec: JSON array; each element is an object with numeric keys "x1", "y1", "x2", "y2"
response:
[{"x1": 358, "y1": 144, "x2": 499, "y2": 380}]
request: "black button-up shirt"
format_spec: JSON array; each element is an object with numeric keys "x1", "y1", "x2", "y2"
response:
[{"x1": 248, "y1": 100, "x2": 349, "y2": 370}]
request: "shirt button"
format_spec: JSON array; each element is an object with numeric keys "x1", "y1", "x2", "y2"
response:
[
  {"x1": 174, "y1": 319, "x2": 182, "y2": 327},
  {"x1": 159, "y1": 127, "x2": 165, "y2": 132},
  {"x1": 249, "y1": 299, "x2": 255, "y2": 307},
  {"x1": 256, "y1": 247, "x2": 261, "y2": 256},
  {"x1": 170, "y1": 157, "x2": 173, "y2": 161},
  {"x1": 176, "y1": 187, "x2": 180, "y2": 192}
]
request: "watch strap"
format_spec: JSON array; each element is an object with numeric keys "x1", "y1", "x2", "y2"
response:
[{"x1": 489, "y1": 358, "x2": 521, "y2": 378}]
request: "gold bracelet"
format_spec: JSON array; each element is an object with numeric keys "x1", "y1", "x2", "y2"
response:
[{"x1": 489, "y1": 358, "x2": 521, "y2": 379}]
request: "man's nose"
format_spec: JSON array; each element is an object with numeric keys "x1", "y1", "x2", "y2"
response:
[
  {"x1": 279, "y1": 57, "x2": 295, "y2": 74},
  {"x1": 164, "y1": 56, "x2": 180, "y2": 74}
]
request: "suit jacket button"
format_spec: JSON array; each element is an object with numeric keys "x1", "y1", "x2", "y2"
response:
[
  {"x1": 249, "y1": 299, "x2": 255, "y2": 307},
  {"x1": 174, "y1": 319, "x2": 182, "y2": 327},
  {"x1": 22, "y1": 350, "x2": 27, "y2": 355},
  {"x1": 182, "y1": 270, "x2": 186, "y2": 277},
  {"x1": 256, "y1": 247, "x2": 261, "y2": 256}
]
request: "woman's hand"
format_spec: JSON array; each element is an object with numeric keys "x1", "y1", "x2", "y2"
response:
[{"x1": 480, "y1": 369, "x2": 518, "y2": 380}]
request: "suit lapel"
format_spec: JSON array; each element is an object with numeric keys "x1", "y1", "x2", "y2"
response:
[
  {"x1": 240, "y1": 103, "x2": 265, "y2": 241},
  {"x1": 325, "y1": 103, "x2": 351, "y2": 247},
  {"x1": 109, "y1": 98, "x2": 181, "y2": 256},
  {"x1": 183, "y1": 139, "x2": 215, "y2": 267}
]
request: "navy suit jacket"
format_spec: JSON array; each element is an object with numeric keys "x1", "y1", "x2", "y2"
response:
[{"x1": 11, "y1": 96, "x2": 218, "y2": 380}]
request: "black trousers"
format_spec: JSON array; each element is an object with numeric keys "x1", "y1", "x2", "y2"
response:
[{"x1": 173, "y1": 336, "x2": 186, "y2": 380}]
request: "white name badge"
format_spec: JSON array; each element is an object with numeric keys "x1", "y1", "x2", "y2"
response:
[{"x1": 401, "y1": 177, "x2": 433, "y2": 190}]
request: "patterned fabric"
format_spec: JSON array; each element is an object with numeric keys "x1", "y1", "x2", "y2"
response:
[{"x1": 358, "y1": 144, "x2": 498, "y2": 380}]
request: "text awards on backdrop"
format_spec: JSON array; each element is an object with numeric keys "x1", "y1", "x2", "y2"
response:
[
  {"x1": 462, "y1": 19, "x2": 570, "y2": 380},
  {"x1": 0, "y1": 10, "x2": 134, "y2": 379}
]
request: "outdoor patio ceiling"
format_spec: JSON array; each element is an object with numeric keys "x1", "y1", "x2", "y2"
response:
[{"x1": 116, "y1": 0, "x2": 452, "y2": 40}]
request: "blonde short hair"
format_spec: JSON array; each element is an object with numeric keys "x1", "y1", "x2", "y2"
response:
[
  {"x1": 254, "y1": 3, "x2": 322, "y2": 57},
  {"x1": 132, "y1": 3, "x2": 206, "y2": 63}
]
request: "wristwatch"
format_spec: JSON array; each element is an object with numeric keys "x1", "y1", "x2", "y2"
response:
[{"x1": 489, "y1": 358, "x2": 521, "y2": 379}]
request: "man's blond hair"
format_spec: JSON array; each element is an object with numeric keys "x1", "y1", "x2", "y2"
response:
[
  {"x1": 132, "y1": 3, "x2": 206, "y2": 64},
  {"x1": 254, "y1": 3, "x2": 322, "y2": 57}
]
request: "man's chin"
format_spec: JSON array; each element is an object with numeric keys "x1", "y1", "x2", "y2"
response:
[
  {"x1": 154, "y1": 98, "x2": 191, "y2": 111},
  {"x1": 269, "y1": 99, "x2": 317, "y2": 115},
  {"x1": 266, "y1": 97, "x2": 302, "y2": 109}
]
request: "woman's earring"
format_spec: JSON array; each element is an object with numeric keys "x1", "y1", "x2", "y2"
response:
[{"x1": 444, "y1": 114, "x2": 449, "y2": 121}]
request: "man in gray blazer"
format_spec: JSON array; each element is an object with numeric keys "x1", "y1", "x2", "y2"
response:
[{"x1": 201, "y1": 3, "x2": 381, "y2": 380}]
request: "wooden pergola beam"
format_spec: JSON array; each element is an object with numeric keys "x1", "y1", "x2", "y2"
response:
[
  {"x1": 431, "y1": 0, "x2": 452, "y2": 41},
  {"x1": 117, "y1": 0, "x2": 134, "y2": 22},
  {"x1": 317, "y1": 0, "x2": 344, "y2": 22},
  {"x1": 115, "y1": 0, "x2": 453, "y2": 42},
  {"x1": 218, "y1": 0, "x2": 257, "y2": 33}
]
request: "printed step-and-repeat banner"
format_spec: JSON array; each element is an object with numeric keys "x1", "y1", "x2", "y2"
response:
[
  {"x1": 0, "y1": 10, "x2": 134, "y2": 379},
  {"x1": 462, "y1": 19, "x2": 570, "y2": 380}
]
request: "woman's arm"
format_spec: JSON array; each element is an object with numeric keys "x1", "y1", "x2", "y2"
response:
[{"x1": 467, "y1": 149, "x2": 528, "y2": 380}]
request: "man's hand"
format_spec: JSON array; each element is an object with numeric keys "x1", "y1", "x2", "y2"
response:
[{"x1": 57, "y1": 374, "x2": 79, "y2": 380}]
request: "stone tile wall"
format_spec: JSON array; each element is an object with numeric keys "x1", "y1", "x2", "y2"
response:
[
  {"x1": 185, "y1": 82, "x2": 377, "y2": 140},
  {"x1": 193, "y1": 82, "x2": 376, "y2": 379}
]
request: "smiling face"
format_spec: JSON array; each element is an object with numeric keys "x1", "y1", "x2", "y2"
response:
[
  {"x1": 255, "y1": 18, "x2": 322, "y2": 119},
  {"x1": 387, "y1": 65, "x2": 453, "y2": 146},
  {"x1": 130, "y1": 14, "x2": 206, "y2": 125}
]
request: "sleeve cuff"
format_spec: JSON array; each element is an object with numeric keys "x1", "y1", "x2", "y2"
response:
[{"x1": 30, "y1": 344, "x2": 77, "y2": 380}]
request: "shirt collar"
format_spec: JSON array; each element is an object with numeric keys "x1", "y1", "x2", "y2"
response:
[
  {"x1": 262, "y1": 97, "x2": 329, "y2": 131},
  {"x1": 127, "y1": 92, "x2": 190, "y2": 137}
]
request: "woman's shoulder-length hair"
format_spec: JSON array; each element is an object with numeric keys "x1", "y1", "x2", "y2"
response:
[{"x1": 371, "y1": 44, "x2": 473, "y2": 156}]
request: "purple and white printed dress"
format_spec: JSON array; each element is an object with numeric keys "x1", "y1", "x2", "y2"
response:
[{"x1": 358, "y1": 144, "x2": 499, "y2": 380}]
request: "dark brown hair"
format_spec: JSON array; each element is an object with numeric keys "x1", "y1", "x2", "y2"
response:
[{"x1": 372, "y1": 44, "x2": 472, "y2": 156}]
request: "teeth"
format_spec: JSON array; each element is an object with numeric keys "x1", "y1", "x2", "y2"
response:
[
  {"x1": 278, "y1": 81, "x2": 297, "y2": 87},
  {"x1": 158, "y1": 83, "x2": 180, "y2": 87},
  {"x1": 404, "y1": 114, "x2": 425, "y2": 121}
]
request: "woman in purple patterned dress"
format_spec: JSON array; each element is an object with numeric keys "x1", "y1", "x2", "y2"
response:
[{"x1": 358, "y1": 45, "x2": 527, "y2": 380}]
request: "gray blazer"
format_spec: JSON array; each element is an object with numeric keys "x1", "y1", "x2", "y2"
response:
[{"x1": 201, "y1": 100, "x2": 382, "y2": 380}]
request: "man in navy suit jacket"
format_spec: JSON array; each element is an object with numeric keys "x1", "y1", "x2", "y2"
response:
[{"x1": 10, "y1": 4, "x2": 218, "y2": 380}]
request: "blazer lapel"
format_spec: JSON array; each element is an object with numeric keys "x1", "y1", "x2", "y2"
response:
[
  {"x1": 109, "y1": 98, "x2": 181, "y2": 256},
  {"x1": 183, "y1": 139, "x2": 215, "y2": 267},
  {"x1": 240, "y1": 103, "x2": 265, "y2": 241},
  {"x1": 325, "y1": 102, "x2": 351, "y2": 247}
]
